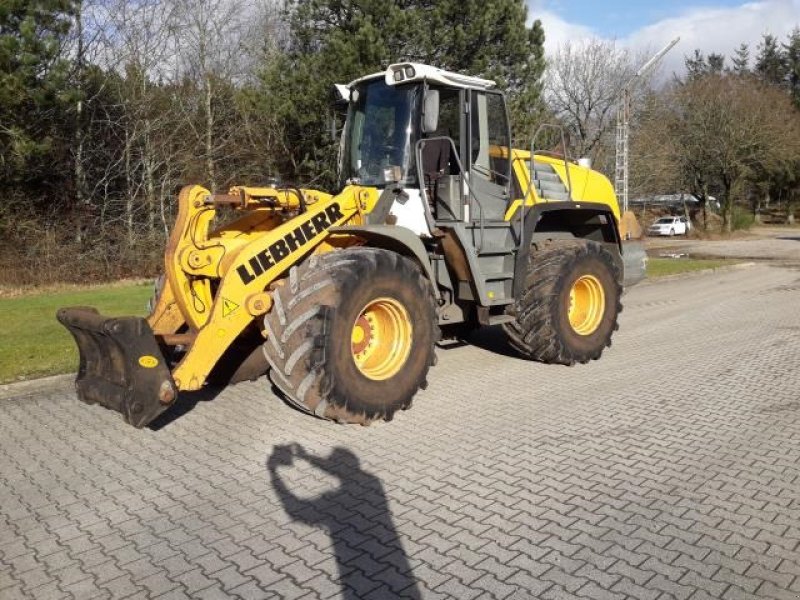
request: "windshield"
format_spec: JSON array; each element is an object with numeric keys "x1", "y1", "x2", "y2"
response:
[
  {"x1": 655, "y1": 218, "x2": 674, "y2": 224},
  {"x1": 339, "y1": 79, "x2": 421, "y2": 188}
]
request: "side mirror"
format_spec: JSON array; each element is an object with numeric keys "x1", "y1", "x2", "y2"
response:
[
  {"x1": 330, "y1": 83, "x2": 350, "y2": 106},
  {"x1": 329, "y1": 84, "x2": 350, "y2": 143},
  {"x1": 422, "y1": 90, "x2": 439, "y2": 134}
]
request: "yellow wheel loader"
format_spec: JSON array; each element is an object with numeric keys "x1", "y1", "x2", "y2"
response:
[{"x1": 58, "y1": 63, "x2": 646, "y2": 428}]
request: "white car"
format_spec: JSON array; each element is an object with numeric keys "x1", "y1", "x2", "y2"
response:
[{"x1": 648, "y1": 216, "x2": 690, "y2": 236}]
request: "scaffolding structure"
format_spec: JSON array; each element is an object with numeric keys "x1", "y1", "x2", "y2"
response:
[{"x1": 614, "y1": 37, "x2": 680, "y2": 215}]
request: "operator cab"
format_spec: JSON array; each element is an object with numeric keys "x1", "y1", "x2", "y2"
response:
[{"x1": 336, "y1": 63, "x2": 514, "y2": 235}]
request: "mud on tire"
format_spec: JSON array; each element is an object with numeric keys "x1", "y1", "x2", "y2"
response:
[
  {"x1": 503, "y1": 239, "x2": 622, "y2": 365},
  {"x1": 263, "y1": 247, "x2": 439, "y2": 424}
]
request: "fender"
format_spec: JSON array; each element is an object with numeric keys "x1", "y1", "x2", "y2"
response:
[
  {"x1": 172, "y1": 195, "x2": 356, "y2": 391},
  {"x1": 329, "y1": 224, "x2": 441, "y2": 300},
  {"x1": 513, "y1": 201, "x2": 623, "y2": 300}
]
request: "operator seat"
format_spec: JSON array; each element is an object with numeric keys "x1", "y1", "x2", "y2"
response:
[{"x1": 421, "y1": 138, "x2": 454, "y2": 218}]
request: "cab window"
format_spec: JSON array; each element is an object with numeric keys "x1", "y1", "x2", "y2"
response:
[
  {"x1": 432, "y1": 87, "x2": 461, "y2": 156},
  {"x1": 470, "y1": 91, "x2": 510, "y2": 188}
]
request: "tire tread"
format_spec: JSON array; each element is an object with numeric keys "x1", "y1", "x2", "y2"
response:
[
  {"x1": 263, "y1": 247, "x2": 438, "y2": 424},
  {"x1": 503, "y1": 239, "x2": 622, "y2": 365}
]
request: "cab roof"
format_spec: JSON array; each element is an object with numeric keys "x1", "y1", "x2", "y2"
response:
[{"x1": 347, "y1": 62, "x2": 497, "y2": 91}]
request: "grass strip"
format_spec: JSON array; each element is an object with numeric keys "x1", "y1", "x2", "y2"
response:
[
  {"x1": 0, "y1": 282, "x2": 152, "y2": 383},
  {"x1": 647, "y1": 257, "x2": 740, "y2": 278}
]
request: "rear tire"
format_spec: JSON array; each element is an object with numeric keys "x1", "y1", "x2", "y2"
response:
[
  {"x1": 263, "y1": 247, "x2": 439, "y2": 424},
  {"x1": 503, "y1": 240, "x2": 621, "y2": 365}
]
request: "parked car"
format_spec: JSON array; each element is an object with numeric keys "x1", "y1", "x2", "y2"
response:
[{"x1": 648, "y1": 216, "x2": 690, "y2": 236}]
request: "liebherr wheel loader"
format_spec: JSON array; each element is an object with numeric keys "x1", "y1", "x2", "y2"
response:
[{"x1": 58, "y1": 63, "x2": 646, "y2": 428}]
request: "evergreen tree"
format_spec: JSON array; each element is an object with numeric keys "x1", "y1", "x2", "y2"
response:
[
  {"x1": 686, "y1": 50, "x2": 724, "y2": 78},
  {"x1": 784, "y1": 27, "x2": 800, "y2": 107},
  {"x1": 731, "y1": 43, "x2": 750, "y2": 75},
  {"x1": 256, "y1": 0, "x2": 546, "y2": 184},
  {"x1": 507, "y1": 19, "x2": 546, "y2": 147},
  {"x1": 685, "y1": 49, "x2": 708, "y2": 80},
  {"x1": 707, "y1": 53, "x2": 725, "y2": 74},
  {"x1": 755, "y1": 33, "x2": 787, "y2": 85},
  {"x1": 0, "y1": 0, "x2": 77, "y2": 185}
]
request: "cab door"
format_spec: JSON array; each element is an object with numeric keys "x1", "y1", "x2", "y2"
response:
[{"x1": 466, "y1": 90, "x2": 512, "y2": 221}]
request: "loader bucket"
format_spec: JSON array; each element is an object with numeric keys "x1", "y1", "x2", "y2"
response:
[{"x1": 56, "y1": 307, "x2": 177, "y2": 428}]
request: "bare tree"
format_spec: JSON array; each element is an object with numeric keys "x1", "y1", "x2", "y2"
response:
[
  {"x1": 171, "y1": 0, "x2": 258, "y2": 190},
  {"x1": 640, "y1": 74, "x2": 800, "y2": 232},
  {"x1": 628, "y1": 93, "x2": 682, "y2": 200},
  {"x1": 545, "y1": 39, "x2": 652, "y2": 169},
  {"x1": 91, "y1": 0, "x2": 182, "y2": 241}
]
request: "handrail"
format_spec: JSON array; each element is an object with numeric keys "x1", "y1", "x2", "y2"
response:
[
  {"x1": 529, "y1": 123, "x2": 573, "y2": 202},
  {"x1": 519, "y1": 124, "x2": 574, "y2": 250},
  {"x1": 415, "y1": 136, "x2": 487, "y2": 251}
]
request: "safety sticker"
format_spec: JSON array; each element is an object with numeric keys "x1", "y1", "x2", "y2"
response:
[{"x1": 222, "y1": 297, "x2": 240, "y2": 317}]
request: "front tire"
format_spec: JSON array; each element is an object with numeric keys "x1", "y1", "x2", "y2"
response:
[
  {"x1": 503, "y1": 240, "x2": 622, "y2": 365},
  {"x1": 263, "y1": 247, "x2": 439, "y2": 424}
]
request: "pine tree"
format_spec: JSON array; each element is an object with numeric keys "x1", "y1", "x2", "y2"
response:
[
  {"x1": 507, "y1": 19, "x2": 547, "y2": 147},
  {"x1": 415, "y1": 0, "x2": 546, "y2": 144},
  {"x1": 783, "y1": 27, "x2": 800, "y2": 107},
  {"x1": 0, "y1": 0, "x2": 77, "y2": 184},
  {"x1": 731, "y1": 43, "x2": 750, "y2": 75},
  {"x1": 256, "y1": 0, "x2": 546, "y2": 184},
  {"x1": 755, "y1": 33, "x2": 787, "y2": 85},
  {"x1": 685, "y1": 50, "x2": 724, "y2": 78},
  {"x1": 685, "y1": 50, "x2": 707, "y2": 80},
  {"x1": 707, "y1": 53, "x2": 725, "y2": 74}
]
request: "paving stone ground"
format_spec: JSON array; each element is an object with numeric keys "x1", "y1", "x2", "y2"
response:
[{"x1": 2, "y1": 264, "x2": 800, "y2": 599}]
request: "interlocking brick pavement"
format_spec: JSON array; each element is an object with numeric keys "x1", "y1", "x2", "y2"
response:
[{"x1": 1, "y1": 263, "x2": 800, "y2": 599}]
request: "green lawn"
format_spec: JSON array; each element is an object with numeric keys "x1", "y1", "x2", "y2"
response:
[
  {"x1": 646, "y1": 257, "x2": 739, "y2": 278},
  {"x1": 0, "y1": 282, "x2": 152, "y2": 383}
]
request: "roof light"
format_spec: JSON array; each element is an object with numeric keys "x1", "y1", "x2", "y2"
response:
[
  {"x1": 394, "y1": 69, "x2": 404, "y2": 82},
  {"x1": 404, "y1": 66, "x2": 415, "y2": 78}
]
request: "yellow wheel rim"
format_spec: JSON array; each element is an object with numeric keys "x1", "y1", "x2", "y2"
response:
[
  {"x1": 568, "y1": 275, "x2": 605, "y2": 336},
  {"x1": 351, "y1": 297, "x2": 413, "y2": 381}
]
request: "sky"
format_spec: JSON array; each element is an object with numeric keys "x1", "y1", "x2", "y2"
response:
[{"x1": 528, "y1": 0, "x2": 800, "y2": 77}]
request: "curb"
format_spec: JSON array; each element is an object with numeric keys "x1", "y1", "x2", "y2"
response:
[{"x1": 0, "y1": 373, "x2": 74, "y2": 401}]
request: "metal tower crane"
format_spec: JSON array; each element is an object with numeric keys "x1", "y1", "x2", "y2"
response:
[{"x1": 615, "y1": 37, "x2": 680, "y2": 216}]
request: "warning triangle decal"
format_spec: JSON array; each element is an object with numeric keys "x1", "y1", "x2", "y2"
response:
[{"x1": 222, "y1": 297, "x2": 240, "y2": 317}]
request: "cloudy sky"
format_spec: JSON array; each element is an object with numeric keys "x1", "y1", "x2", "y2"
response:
[{"x1": 528, "y1": 0, "x2": 800, "y2": 76}]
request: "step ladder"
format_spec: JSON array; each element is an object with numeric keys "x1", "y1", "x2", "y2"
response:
[
  {"x1": 532, "y1": 161, "x2": 571, "y2": 201},
  {"x1": 463, "y1": 220, "x2": 518, "y2": 325}
]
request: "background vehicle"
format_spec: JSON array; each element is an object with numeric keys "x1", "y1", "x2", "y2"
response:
[
  {"x1": 648, "y1": 216, "x2": 689, "y2": 236},
  {"x1": 58, "y1": 63, "x2": 646, "y2": 428}
]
